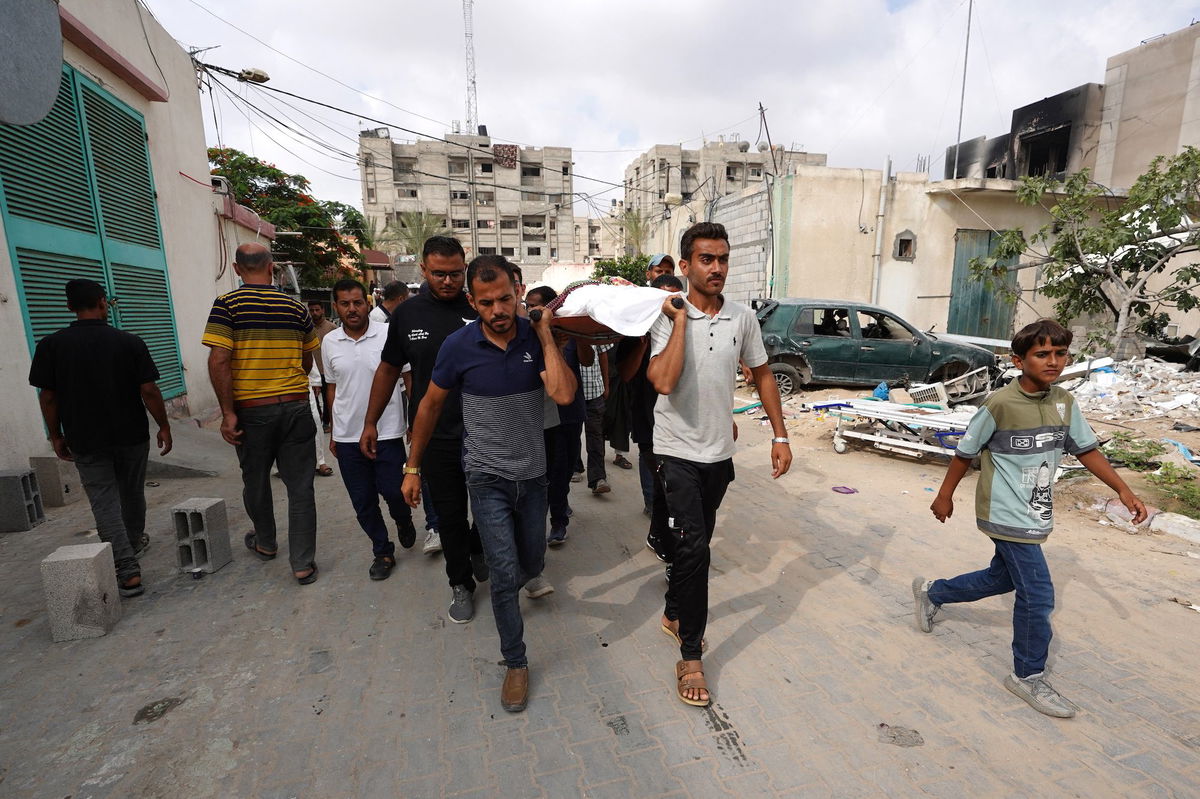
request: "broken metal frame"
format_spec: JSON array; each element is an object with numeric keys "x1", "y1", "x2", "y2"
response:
[{"x1": 806, "y1": 399, "x2": 973, "y2": 460}]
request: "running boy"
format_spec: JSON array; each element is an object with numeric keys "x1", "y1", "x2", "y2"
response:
[{"x1": 913, "y1": 318, "x2": 1146, "y2": 718}]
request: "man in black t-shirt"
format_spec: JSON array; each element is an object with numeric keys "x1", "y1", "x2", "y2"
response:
[
  {"x1": 28, "y1": 279, "x2": 173, "y2": 597},
  {"x1": 361, "y1": 236, "x2": 486, "y2": 623}
]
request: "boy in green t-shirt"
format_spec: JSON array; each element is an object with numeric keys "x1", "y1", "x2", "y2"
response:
[{"x1": 913, "y1": 319, "x2": 1146, "y2": 718}]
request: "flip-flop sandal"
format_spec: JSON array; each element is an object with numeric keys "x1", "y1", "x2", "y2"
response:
[
  {"x1": 661, "y1": 619, "x2": 707, "y2": 652},
  {"x1": 675, "y1": 659, "x2": 711, "y2": 707},
  {"x1": 316, "y1": 465, "x2": 334, "y2": 477},
  {"x1": 244, "y1": 533, "x2": 277, "y2": 561},
  {"x1": 296, "y1": 563, "x2": 318, "y2": 585}
]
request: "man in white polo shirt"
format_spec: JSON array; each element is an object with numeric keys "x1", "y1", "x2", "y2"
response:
[
  {"x1": 647, "y1": 222, "x2": 792, "y2": 708},
  {"x1": 324, "y1": 278, "x2": 417, "y2": 580}
]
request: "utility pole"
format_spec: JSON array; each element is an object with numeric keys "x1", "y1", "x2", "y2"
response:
[
  {"x1": 463, "y1": 0, "x2": 478, "y2": 133},
  {"x1": 952, "y1": 0, "x2": 973, "y2": 180},
  {"x1": 758, "y1": 102, "x2": 779, "y2": 174}
]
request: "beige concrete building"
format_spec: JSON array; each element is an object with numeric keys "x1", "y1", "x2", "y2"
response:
[
  {"x1": 623, "y1": 138, "x2": 826, "y2": 220},
  {"x1": 0, "y1": 0, "x2": 258, "y2": 472},
  {"x1": 951, "y1": 23, "x2": 1200, "y2": 194},
  {"x1": 358, "y1": 129, "x2": 575, "y2": 272},
  {"x1": 1096, "y1": 24, "x2": 1200, "y2": 191},
  {"x1": 573, "y1": 201, "x2": 626, "y2": 262}
]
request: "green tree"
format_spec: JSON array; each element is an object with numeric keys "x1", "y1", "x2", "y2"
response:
[
  {"x1": 971, "y1": 149, "x2": 1200, "y2": 353},
  {"x1": 592, "y1": 253, "x2": 651, "y2": 284},
  {"x1": 208, "y1": 147, "x2": 366, "y2": 287}
]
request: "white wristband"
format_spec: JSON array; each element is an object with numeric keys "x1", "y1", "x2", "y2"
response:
[{"x1": 771, "y1": 437, "x2": 790, "y2": 444}]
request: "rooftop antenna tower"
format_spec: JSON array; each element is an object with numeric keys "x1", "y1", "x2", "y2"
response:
[{"x1": 463, "y1": 0, "x2": 478, "y2": 133}]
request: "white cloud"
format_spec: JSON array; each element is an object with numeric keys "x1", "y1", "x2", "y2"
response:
[{"x1": 145, "y1": 0, "x2": 1200, "y2": 210}]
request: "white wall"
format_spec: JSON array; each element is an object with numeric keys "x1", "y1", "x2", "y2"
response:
[{"x1": 0, "y1": 1, "x2": 223, "y2": 468}]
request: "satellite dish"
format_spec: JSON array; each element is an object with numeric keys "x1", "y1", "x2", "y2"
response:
[{"x1": 0, "y1": 0, "x2": 63, "y2": 125}]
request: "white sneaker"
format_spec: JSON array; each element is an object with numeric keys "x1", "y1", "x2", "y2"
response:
[
  {"x1": 524, "y1": 575, "x2": 554, "y2": 598},
  {"x1": 423, "y1": 529, "x2": 443, "y2": 555}
]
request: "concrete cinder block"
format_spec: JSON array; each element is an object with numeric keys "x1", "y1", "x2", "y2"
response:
[
  {"x1": 29, "y1": 456, "x2": 82, "y2": 507},
  {"x1": 171, "y1": 497, "x2": 232, "y2": 573},
  {"x1": 40, "y1": 542, "x2": 122, "y2": 642},
  {"x1": 0, "y1": 469, "x2": 45, "y2": 532}
]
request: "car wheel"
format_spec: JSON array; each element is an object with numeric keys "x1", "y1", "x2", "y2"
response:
[{"x1": 770, "y1": 362, "x2": 802, "y2": 397}]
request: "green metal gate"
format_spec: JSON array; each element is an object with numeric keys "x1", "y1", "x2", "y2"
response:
[
  {"x1": 948, "y1": 229, "x2": 1017, "y2": 340},
  {"x1": 0, "y1": 65, "x2": 185, "y2": 397}
]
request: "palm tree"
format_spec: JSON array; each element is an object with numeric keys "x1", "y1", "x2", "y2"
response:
[
  {"x1": 621, "y1": 208, "x2": 650, "y2": 256},
  {"x1": 390, "y1": 211, "x2": 451, "y2": 257}
]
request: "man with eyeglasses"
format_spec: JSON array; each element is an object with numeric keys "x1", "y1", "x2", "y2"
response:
[{"x1": 361, "y1": 236, "x2": 488, "y2": 623}]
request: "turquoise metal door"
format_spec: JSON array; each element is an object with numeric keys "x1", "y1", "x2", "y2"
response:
[
  {"x1": 0, "y1": 65, "x2": 186, "y2": 397},
  {"x1": 948, "y1": 229, "x2": 1017, "y2": 340}
]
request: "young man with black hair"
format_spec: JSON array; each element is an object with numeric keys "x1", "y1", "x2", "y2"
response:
[
  {"x1": 647, "y1": 223, "x2": 792, "y2": 706},
  {"x1": 323, "y1": 279, "x2": 417, "y2": 581},
  {"x1": 914, "y1": 318, "x2": 1146, "y2": 718},
  {"x1": 403, "y1": 256, "x2": 577, "y2": 712},
  {"x1": 30, "y1": 279, "x2": 172, "y2": 597},
  {"x1": 361, "y1": 236, "x2": 487, "y2": 622}
]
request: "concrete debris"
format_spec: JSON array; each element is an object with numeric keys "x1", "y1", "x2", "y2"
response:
[
  {"x1": 1149, "y1": 512, "x2": 1200, "y2": 545},
  {"x1": 1070, "y1": 359, "x2": 1200, "y2": 421}
]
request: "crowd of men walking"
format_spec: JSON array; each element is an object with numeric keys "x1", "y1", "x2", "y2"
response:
[
  {"x1": 30, "y1": 223, "x2": 791, "y2": 712},
  {"x1": 29, "y1": 217, "x2": 1151, "y2": 720}
]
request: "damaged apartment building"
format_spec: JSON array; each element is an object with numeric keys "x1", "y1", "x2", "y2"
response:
[{"x1": 634, "y1": 22, "x2": 1200, "y2": 345}]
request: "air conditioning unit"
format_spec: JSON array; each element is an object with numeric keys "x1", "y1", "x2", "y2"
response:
[{"x1": 211, "y1": 175, "x2": 232, "y2": 195}]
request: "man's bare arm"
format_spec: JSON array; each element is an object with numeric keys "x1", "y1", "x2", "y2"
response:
[{"x1": 206, "y1": 347, "x2": 241, "y2": 445}]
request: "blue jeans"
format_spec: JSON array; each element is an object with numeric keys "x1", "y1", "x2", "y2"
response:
[
  {"x1": 928, "y1": 539, "x2": 1054, "y2": 678},
  {"x1": 465, "y1": 471, "x2": 548, "y2": 668},
  {"x1": 334, "y1": 439, "x2": 412, "y2": 558}
]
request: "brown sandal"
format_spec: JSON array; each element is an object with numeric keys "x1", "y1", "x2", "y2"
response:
[
  {"x1": 675, "y1": 659, "x2": 710, "y2": 707},
  {"x1": 660, "y1": 617, "x2": 707, "y2": 652}
]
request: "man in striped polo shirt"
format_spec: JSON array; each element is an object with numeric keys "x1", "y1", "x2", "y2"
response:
[
  {"x1": 203, "y1": 243, "x2": 320, "y2": 585},
  {"x1": 402, "y1": 255, "x2": 577, "y2": 713}
]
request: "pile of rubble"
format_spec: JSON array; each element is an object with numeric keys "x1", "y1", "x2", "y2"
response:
[{"x1": 1071, "y1": 359, "x2": 1200, "y2": 421}]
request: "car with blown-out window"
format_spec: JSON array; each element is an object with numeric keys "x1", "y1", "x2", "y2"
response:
[{"x1": 752, "y1": 298, "x2": 997, "y2": 401}]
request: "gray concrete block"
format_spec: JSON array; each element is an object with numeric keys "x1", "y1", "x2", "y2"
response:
[
  {"x1": 172, "y1": 498, "x2": 232, "y2": 573},
  {"x1": 28, "y1": 456, "x2": 82, "y2": 507},
  {"x1": 40, "y1": 542, "x2": 122, "y2": 642},
  {"x1": 0, "y1": 469, "x2": 45, "y2": 532}
]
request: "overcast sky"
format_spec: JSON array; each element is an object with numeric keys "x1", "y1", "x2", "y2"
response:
[{"x1": 144, "y1": 0, "x2": 1199, "y2": 216}]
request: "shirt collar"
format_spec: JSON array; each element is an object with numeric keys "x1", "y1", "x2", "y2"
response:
[
  {"x1": 683, "y1": 295, "x2": 731, "y2": 320},
  {"x1": 471, "y1": 315, "x2": 531, "y2": 348},
  {"x1": 331, "y1": 321, "x2": 382, "y2": 343}
]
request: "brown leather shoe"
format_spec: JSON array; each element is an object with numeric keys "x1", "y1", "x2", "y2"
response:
[{"x1": 501, "y1": 666, "x2": 529, "y2": 712}]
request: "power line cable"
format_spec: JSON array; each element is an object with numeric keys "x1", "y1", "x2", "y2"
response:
[{"x1": 199, "y1": 62, "x2": 665, "y2": 197}]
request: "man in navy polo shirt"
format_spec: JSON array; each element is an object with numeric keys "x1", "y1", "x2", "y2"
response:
[{"x1": 403, "y1": 255, "x2": 577, "y2": 713}]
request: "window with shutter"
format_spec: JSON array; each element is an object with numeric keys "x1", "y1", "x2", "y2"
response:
[{"x1": 0, "y1": 65, "x2": 186, "y2": 398}]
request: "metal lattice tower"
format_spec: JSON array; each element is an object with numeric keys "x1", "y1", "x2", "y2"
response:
[{"x1": 463, "y1": 0, "x2": 478, "y2": 133}]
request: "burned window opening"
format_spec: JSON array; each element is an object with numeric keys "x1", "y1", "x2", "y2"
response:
[{"x1": 1020, "y1": 125, "x2": 1071, "y2": 178}]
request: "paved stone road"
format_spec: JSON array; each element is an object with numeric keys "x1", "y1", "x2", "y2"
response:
[{"x1": 0, "y1": 422, "x2": 1197, "y2": 797}]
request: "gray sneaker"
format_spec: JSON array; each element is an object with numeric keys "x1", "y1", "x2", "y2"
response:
[
  {"x1": 1004, "y1": 672, "x2": 1078, "y2": 718},
  {"x1": 523, "y1": 575, "x2": 554, "y2": 598},
  {"x1": 448, "y1": 585, "x2": 474, "y2": 623},
  {"x1": 912, "y1": 577, "x2": 939, "y2": 633},
  {"x1": 423, "y1": 529, "x2": 443, "y2": 555}
]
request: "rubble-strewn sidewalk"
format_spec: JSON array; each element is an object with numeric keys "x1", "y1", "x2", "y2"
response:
[{"x1": 0, "y1": 422, "x2": 1197, "y2": 798}]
